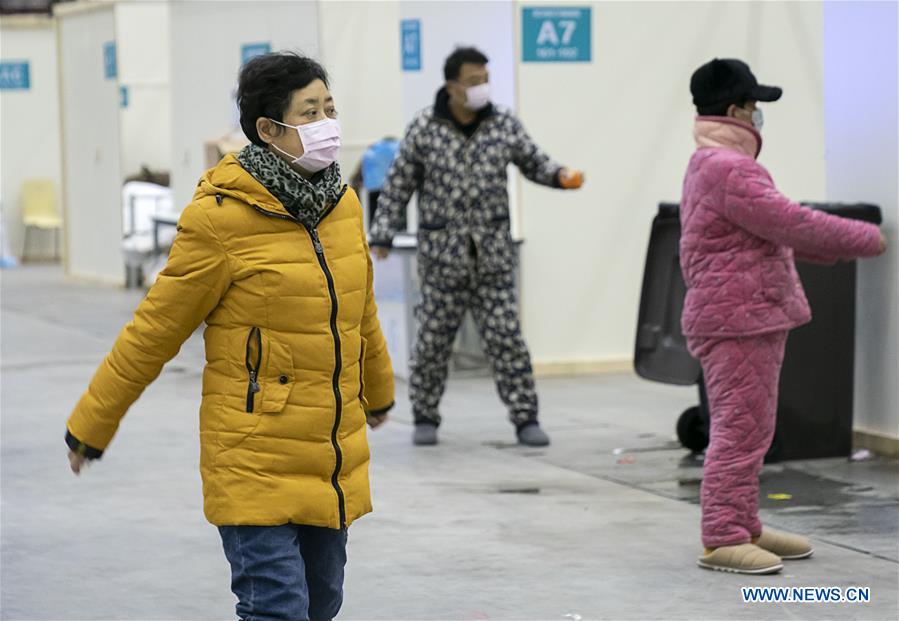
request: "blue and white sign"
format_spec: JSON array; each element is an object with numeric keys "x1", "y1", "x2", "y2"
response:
[
  {"x1": 241, "y1": 42, "x2": 271, "y2": 65},
  {"x1": 401, "y1": 19, "x2": 421, "y2": 71},
  {"x1": 522, "y1": 7, "x2": 591, "y2": 62},
  {"x1": 0, "y1": 61, "x2": 30, "y2": 90},
  {"x1": 103, "y1": 42, "x2": 117, "y2": 79}
]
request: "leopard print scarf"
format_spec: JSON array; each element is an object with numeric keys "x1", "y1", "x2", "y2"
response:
[{"x1": 237, "y1": 144, "x2": 343, "y2": 228}]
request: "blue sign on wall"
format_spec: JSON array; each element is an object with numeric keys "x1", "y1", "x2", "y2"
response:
[
  {"x1": 401, "y1": 19, "x2": 421, "y2": 71},
  {"x1": 0, "y1": 61, "x2": 30, "y2": 90},
  {"x1": 103, "y1": 42, "x2": 117, "y2": 79},
  {"x1": 120, "y1": 85, "x2": 129, "y2": 108},
  {"x1": 241, "y1": 42, "x2": 271, "y2": 65},
  {"x1": 522, "y1": 7, "x2": 591, "y2": 62}
]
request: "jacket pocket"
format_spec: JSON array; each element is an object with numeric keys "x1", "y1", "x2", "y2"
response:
[
  {"x1": 245, "y1": 327, "x2": 262, "y2": 413},
  {"x1": 759, "y1": 257, "x2": 793, "y2": 304},
  {"x1": 417, "y1": 227, "x2": 461, "y2": 266},
  {"x1": 419, "y1": 220, "x2": 448, "y2": 231},
  {"x1": 244, "y1": 327, "x2": 294, "y2": 414},
  {"x1": 476, "y1": 223, "x2": 518, "y2": 275}
]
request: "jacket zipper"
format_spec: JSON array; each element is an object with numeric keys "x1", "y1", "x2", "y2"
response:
[
  {"x1": 245, "y1": 327, "x2": 262, "y2": 413},
  {"x1": 358, "y1": 341, "x2": 367, "y2": 409},
  {"x1": 310, "y1": 227, "x2": 348, "y2": 528},
  {"x1": 244, "y1": 195, "x2": 348, "y2": 528}
]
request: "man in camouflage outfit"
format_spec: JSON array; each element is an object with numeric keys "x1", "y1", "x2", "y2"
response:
[{"x1": 370, "y1": 47, "x2": 583, "y2": 446}]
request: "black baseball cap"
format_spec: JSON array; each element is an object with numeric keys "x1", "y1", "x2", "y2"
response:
[{"x1": 690, "y1": 58, "x2": 782, "y2": 108}]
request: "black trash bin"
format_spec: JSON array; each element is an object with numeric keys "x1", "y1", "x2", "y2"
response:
[{"x1": 634, "y1": 202, "x2": 882, "y2": 462}]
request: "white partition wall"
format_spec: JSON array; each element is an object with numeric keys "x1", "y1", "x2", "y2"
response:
[
  {"x1": 318, "y1": 0, "x2": 404, "y2": 192},
  {"x1": 0, "y1": 14, "x2": 63, "y2": 261},
  {"x1": 116, "y1": 1, "x2": 171, "y2": 177},
  {"x1": 56, "y1": 2, "x2": 124, "y2": 284},
  {"x1": 823, "y1": 1, "x2": 899, "y2": 449},
  {"x1": 169, "y1": 1, "x2": 320, "y2": 208},
  {"x1": 514, "y1": 0, "x2": 828, "y2": 372}
]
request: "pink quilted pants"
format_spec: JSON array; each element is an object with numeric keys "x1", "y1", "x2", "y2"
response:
[{"x1": 687, "y1": 331, "x2": 788, "y2": 548}]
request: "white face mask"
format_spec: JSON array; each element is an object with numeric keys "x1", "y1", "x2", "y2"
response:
[
  {"x1": 269, "y1": 117, "x2": 341, "y2": 173},
  {"x1": 463, "y1": 83, "x2": 491, "y2": 111},
  {"x1": 751, "y1": 108, "x2": 764, "y2": 131}
]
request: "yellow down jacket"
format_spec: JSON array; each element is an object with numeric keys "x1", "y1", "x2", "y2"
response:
[{"x1": 66, "y1": 154, "x2": 394, "y2": 528}]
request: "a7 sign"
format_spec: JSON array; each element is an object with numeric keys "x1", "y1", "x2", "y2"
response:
[{"x1": 522, "y1": 7, "x2": 592, "y2": 63}]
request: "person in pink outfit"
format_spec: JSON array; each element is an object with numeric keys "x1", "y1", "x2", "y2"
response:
[{"x1": 680, "y1": 58, "x2": 887, "y2": 575}]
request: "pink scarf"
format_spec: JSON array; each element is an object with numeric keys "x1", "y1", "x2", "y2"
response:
[{"x1": 693, "y1": 116, "x2": 762, "y2": 159}]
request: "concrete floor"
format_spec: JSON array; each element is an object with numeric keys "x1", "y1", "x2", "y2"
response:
[{"x1": 2, "y1": 265, "x2": 897, "y2": 621}]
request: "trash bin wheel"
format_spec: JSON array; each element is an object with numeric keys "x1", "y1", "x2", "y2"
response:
[{"x1": 677, "y1": 406, "x2": 709, "y2": 453}]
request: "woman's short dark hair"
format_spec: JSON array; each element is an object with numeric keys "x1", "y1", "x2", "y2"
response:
[
  {"x1": 443, "y1": 47, "x2": 489, "y2": 81},
  {"x1": 237, "y1": 52, "x2": 329, "y2": 147}
]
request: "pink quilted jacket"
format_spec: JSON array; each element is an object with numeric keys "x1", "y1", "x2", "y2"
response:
[{"x1": 680, "y1": 117, "x2": 882, "y2": 337}]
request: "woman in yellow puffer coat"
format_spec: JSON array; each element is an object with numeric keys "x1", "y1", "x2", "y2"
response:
[{"x1": 65, "y1": 52, "x2": 394, "y2": 621}]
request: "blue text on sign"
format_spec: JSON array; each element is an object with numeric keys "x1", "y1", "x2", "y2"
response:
[
  {"x1": 103, "y1": 42, "x2": 117, "y2": 79},
  {"x1": 241, "y1": 43, "x2": 272, "y2": 65},
  {"x1": 401, "y1": 19, "x2": 421, "y2": 71},
  {"x1": 0, "y1": 61, "x2": 30, "y2": 90}
]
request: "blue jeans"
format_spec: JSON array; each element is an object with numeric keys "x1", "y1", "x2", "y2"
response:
[{"x1": 218, "y1": 524, "x2": 348, "y2": 621}]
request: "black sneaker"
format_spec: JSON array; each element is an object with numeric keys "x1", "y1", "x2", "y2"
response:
[
  {"x1": 413, "y1": 423, "x2": 438, "y2": 446},
  {"x1": 517, "y1": 423, "x2": 550, "y2": 447}
]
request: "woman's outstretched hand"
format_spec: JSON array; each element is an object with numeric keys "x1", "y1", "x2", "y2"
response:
[
  {"x1": 68, "y1": 450, "x2": 89, "y2": 475},
  {"x1": 366, "y1": 413, "x2": 388, "y2": 429}
]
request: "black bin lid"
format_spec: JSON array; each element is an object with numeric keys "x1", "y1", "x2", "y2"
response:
[
  {"x1": 660, "y1": 202, "x2": 882, "y2": 225},
  {"x1": 799, "y1": 202, "x2": 882, "y2": 225}
]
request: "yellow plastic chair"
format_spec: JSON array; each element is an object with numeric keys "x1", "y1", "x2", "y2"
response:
[{"x1": 21, "y1": 179, "x2": 62, "y2": 261}]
